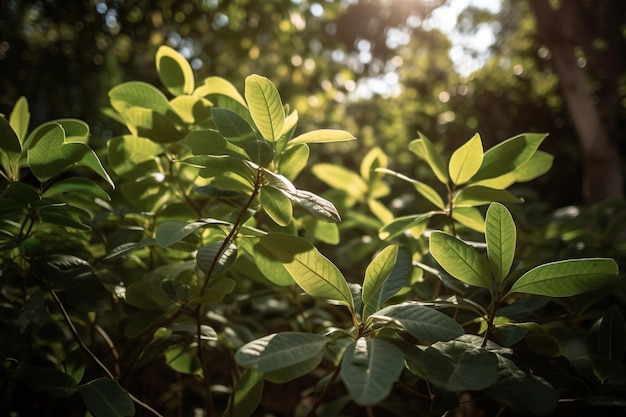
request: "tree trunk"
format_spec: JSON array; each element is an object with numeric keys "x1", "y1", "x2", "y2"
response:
[{"x1": 528, "y1": 0, "x2": 623, "y2": 203}]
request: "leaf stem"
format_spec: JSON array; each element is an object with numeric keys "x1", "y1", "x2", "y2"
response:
[{"x1": 305, "y1": 362, "x2": 342, "y2": 417}]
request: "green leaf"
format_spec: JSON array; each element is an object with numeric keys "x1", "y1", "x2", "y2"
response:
[
  {"x1": 485, "y1": 355, "x2": 558, "y2": 416},
  {"x1": 312, "y1": 163, "x2": 368, "y2": 200},
  {"x1": 257, "y1": 233, "x2": 353, "y2": 308},
  {"x1": 119, "y1": 106, "x2": 184, "y2": 143},
  {"x1": 513, "y1": 150, "x2": 554, "y2": 182},
  {"x1": 125, "y1": 281, "x2": 171, "y2": 309},
  {"x1": 27, "y1": 123, "x2": 114, "y2": 187},
  {"x1": 452, "y1": 207, "x2": 485, "y2": 233},
  {"x1": 485, "y1": 202, "x2": 516, "y2": 284},
  {"x1": 471, "y1": 133, "x2": 547, "y2": 182},
  {"x1": 183, "y1": 129, "x2": 229, "y2": 155},
  {"x1": 599, "y1": 306, "x2": 626, "y2": 361},
  {"x1": 508, "y1": 258, "x2": 618, "y2": 297},
  {"x1": 196, "y1": 242, "x2": 238, "y2": 276},
  {"x1": 378, "y1": 212, "x2": 435, "y2": 240},
  {"x1": 245, "y1": 74, "x2": 284, "y2": 142},
  {"x1": 422, "y1": 340, "x2": 498, "y2": 391},
  {"x1": 194, "y1": 76, "x2": 247, "y2": 108},
  {"x1": 109, "y1": 81, "x2": 174, "y2": 116},
  {"x1": 361, "y1": 246, "x2": 398, "y2": 317},
  {"x1": 260, "y1": 186, "x2": 293, "y2": 226},
  {"x1": 78, "y1": 378, "x2": 135, "y2": 417},
  {"x1": 375, "y1": 168, "x2": 445, "y2": 209},
  {"x1": 212, "y1": 108, "x2": 257, "y2": 145},
  {"x1": 19, "y1": 365, "x2": 77, "y2": 397},
  {"x1": 430, "y1": 231, "x2": 492, "y2": 289},
  {"x1": 235, "y1": 332, "x2": 329, "y2": 372},
  {"x1": 43, "y1": 177, "x2": 111, "y2": 201},
  {"x1": 371, "y1": 302, "x2": 464, "y2": 342},
  {"x1": 361, "y1": 245, "x2": 411, "y2": 319},
  {"x1": 285, "y1": 189, "x2": 342, "y2": 223},
  {"x1": 290, "y1": 129, "x2": 355, "y2": 144},
  {"x1": 340, "y1": 337, "x2": 404, "y2": 406},
  {"x1": 277, "y1": 143, "x2": 309, "y2": 179},
  {"x1": 9, "y1": 96, "x2": 30, "y2": 142},
  {"x1": 155, "y1": 219, "x2": 229, "y2": 247},
  {"x1": 156, "y1": 45, "x2": 195, "y2": 96},
  {"x1": 107, "y1": 135, "x2": 163, "y2": 176},
  {"x1": 264, "y1": 351, "x2": 323, "y2": 383},
  {"x1": 229, "y1": 369, "x2": 265, "y2": 417},
  {"x1": 454, "y1": 185, "x2": 524, "y2": 207},
  {"x1": 164, "y1": 346, "x2": 202, "y2": 375},
  {"x1": 169, "y1": 95, "x2": 213, "y2": 125},
  {"x1": 253, "y1": 242, "x2": 296, "y2": 287},
  {"x1": 410, "y1": 133, "x2": 449, "y2": 183},
  {"x1": 0, "y1": 114, "x2": 22, "y2": 156},
  {"x1": 449, "y1": 133, "x2": 483, "y2": 185}
]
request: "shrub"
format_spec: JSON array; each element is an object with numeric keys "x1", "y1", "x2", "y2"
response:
[{"x1": 1, "y1": 46, "x2": 623, "y2": 417}]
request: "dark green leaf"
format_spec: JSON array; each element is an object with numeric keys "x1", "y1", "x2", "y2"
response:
[
  {"x1": 598, "y1": 306, "x2": 626, "y2": 361},
  {"x1": 235, "y1": 332, "x2": 329, "y2": 372},
  {"x1": 196, "y1": 241, "x2": 238, "y2": 276},
  {"x1": 371, "y1": 302, "x2": 464, "y2": 342},
  {"x1": 340, "y1": 337, "x2": 404, "y2": 406},
  {"x1": 78, "y1": 378, "x2": 135, "y2": 417},
  {"x1": 19, "y1": 365, "x2": 77, "y2": 397}
]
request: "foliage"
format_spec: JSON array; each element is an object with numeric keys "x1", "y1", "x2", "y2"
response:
[{"x1": 1, "y1": 46, "x2": 624, "y2": 417}]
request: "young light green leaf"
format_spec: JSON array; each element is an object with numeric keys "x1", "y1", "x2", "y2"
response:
[
  {"x1": 277, "y1": 143, "x2": 309, "y2": 180},
  {"x1": 452, "y1": 207, "x2": 485, "y2": 233},
  {"x1": 485, "y1": 202, "x2": 516, "y2": 283},
  {"x1": 257, "y1": 233, "x2": 353, "y2": 308},
  {"x1": 312, "y1": 163, "x2": 368, "y2": 200},
  {"x1": 196, "y1": 242, "x2": 238, "y2": 276},
  {"x1": 362, "y1": 247, "x2": 412, "y2": 319},
  {"x1": 371, "y1": 302, "x2": 464, "y2": 342},
  {"x1": 410, "y1": 133, "x2": 449, "y2": 184},
  {"x1": 378, "y1": 213, "x2": 435, "y2": 241},
  {"x1": 513, "y1": 150, "x2": 554, "y2": 182},
  {"x1": 429, "y1": 231, "x2": 492, "y2": 289},
  {"x1": 245, "y1": 75, "x2": 284, "y2": 142},
  {"x1": 235, "y1": 332, "x2": 329, "y2": 372},
  {"x1": 340, "y1": 337, "x2": 404, "y2": 406},
  {"x1": 471, "y1": 133, "x2": 547, "y2": 183},
  {"x1": 193, "y1": 76, "x2": 247, "y2": 107},
  {"x1": 156, "y1": 45, "x2": 195, "y2": 96},
  {"x1": 0, "y1": 115, "x2": 23, "y2": 178},
  {"x1": 422, "y1": 340, "x2": 498, "y2": 392},
  {"x1": 109, "y1": 81, "x2": 173, "y2": 116},
  {"x1": 361, "y1": 245, "x2": 399, "y2": 318},
  {"x1": 454, "y1": 185, "x2": 524, "y2": 207},
  {"x1": 9, "y1": 96, "x2": 30, "y2": 142},
  {"x1": 508, "y1": 258, "x2": 618, "y2": 297},
  {"x1": 375, "y1": 168, "x2": 445, "y2": 209},
  {"x1": 449, "y1": 132, "x2": 484, "y2": 185},
  {"x1": 260, "y1": 186, "x2": 293, "y2": 227},
  {"x1": 78, "y1": 378, "x2": 135, "y2": 417},
  {"x1": 290, "y1": 129, "x2": 355, "y2": 145}
]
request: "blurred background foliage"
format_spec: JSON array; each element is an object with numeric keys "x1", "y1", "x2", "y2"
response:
[{"x1": 1, "y1": 0, "x2": 624, "y2": 206}]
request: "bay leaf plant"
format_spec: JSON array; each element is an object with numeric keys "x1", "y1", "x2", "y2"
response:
[{"x1": 0, "y1": 44, "x2": 621, "y2": 417}]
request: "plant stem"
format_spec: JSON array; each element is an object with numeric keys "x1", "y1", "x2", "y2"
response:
[
  {"x1": 305, "y1": 363, "x2": 342, "y2": 417},
  {"x1": 37, "y1": 271, "x2": 164, "y2": 417}
]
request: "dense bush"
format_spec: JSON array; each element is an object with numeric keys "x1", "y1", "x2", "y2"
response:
[{"x1": 1, "y1": 46, "x2": 624, "y2": 417}]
